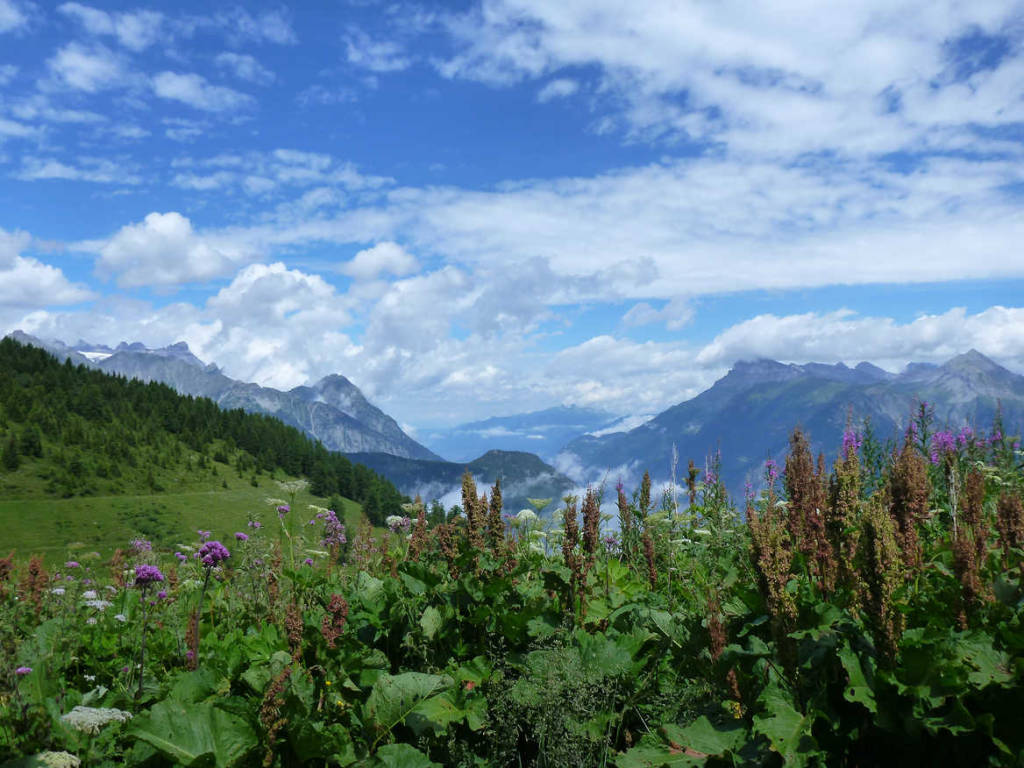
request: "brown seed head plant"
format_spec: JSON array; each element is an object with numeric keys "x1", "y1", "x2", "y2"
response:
[
  {"x1": 995, "y1": 490, "x2": 1024, "y2": 555},
  {"x1": 952, "y1": 468, "x2": 992, "y2": 627},
  {"x1": 887, "y1": 436, "x2": 930, "y2": 571},
  {"x1": 434, "y1": 522, "x2": 459, "y2": 578},
  {"x1": 561, "y1": 496, "x2": 584, "y2": 615},
  {"x1": 320, "y1": 594, "x2": 349, "y2": 649},
  {"x1": 408, "y1": 496, "x2": 428, "y2": 561},
  {"x1": 642, "y1": 531, "x2": 657, "y2": 588},
  {"x1": 487, "y1": 478, "x2": 505, "y2": 554},
  {"x1": 784, "y1": 428, "x2": 835, "y2": 594},
  {"x1": 857, "y1": 495, "x2": 906, "y2": 665},
  {"x1": 0, "y1": 550, "x2": 13, "y2": 600},
  {"x1": 638, "y1": 470, "x2": 652, "y2": 520},
  {"x1": 109, "y1": 548, "x2": 127, "y2": 589},
  {"x1": 826, "y1": 437, "x2": 863, "y2": 594},
  {"x1": 260, "y1": 665, "x2": 292, "y2": 768},
  {"x1": 581, "y1": 486, "x2": 601, "y2": 572},
  {"x1": 617, "y1": 481, "x2": 634, "y2": 561},
  {"x1": 18, "y1": 555, "x2": 48, "y2": 617},
  {"x1": 461, "y1": 469, "x2": 485, "y2": 548},
  {"x1": 686, "y1": 460, "x2": 700, "y2": 507},
  {"x1": 748, "y1": 477, "x2": 797, "y2": 643},
  {"x1": 285, "y1": 601, "x2": 303, "y2": 661}
]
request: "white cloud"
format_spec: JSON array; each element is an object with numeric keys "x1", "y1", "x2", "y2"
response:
[
  {"x1": 344, "y1": 27, "x2": 411, "y2": 72},
  {"x1": 0, "y1": 228, "x2": 94, "y2": 312},
  {"x1": 215, "y1": 8, "x2": 296, "y2": 45},
  {"x1": 215, "y1": 52, "x2": 275, "y2": 85},
  {"x1": 92, "y1": 212, "x2": 257, "y2": 288},
  {"x1": 0, "y1": 64, "x2": 17, "y2": 85},
  {"x1": 537, "y1": 78, "x2": 579, "y2": 102},
  {"x1": 47, "y1": 42, "x2": 127, "y2": 92},
  {"x1": 16, "y1": 156, "x2": 140, "y2": 184},
  {"x1": 695, "y1": 307, "x2": 1024, "y2": 371},
  {"x1": 0, "y1": 0, "x2": 28, "y2": 33},
  {"x1": 152, "y1": 71, "x2": 254, "y2": 112},
  {"x1": 342, "y1": 242, "x2": 419, "y2": 280},
  {"x1": 0, "y1": 117, "x2": 35, "y2": 139},
  {"x1": 622, "y1": 298, "x2": 694, "y2": 330}
]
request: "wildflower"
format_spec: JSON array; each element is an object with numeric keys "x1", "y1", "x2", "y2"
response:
[
  {"x1": 36, "y1": 752, "x2": 80, "y2": 768},
  {"x1": 15, "y1": 666, "x2": 32, "y2": 675},
  {"x1": 82, "y1": 589, "x2": 98, "y2": 599},
  {"x1": 930, "y1": 430, "x2": 956, "y2": 464},
  {"x1": 65, "y1": 561, "x2": 80, "y2": 569},
  {"x1": 321, "y1": 594, "x2": 349, "y2": 649},
  {"x1": 516, "y1": 509, "x2": 537, "y2": 523},
  {"x1": 86, "y1": 617, "x2": 97, "y2": 625},
  {"x1": 131, "y1": 539, "x2": 152, "y2": 552},
  {"x1": 51, "y1": 587, "x2": 66, "y2": 595},
  {"x1": 84, "y1": 599, "x2": 112, "y2": 610},
  {"x1": 157, "y1": 589, "x2": 167, "y2": 600},
  {"x1": 197, "y1": 530, "x2": 212, "y2": 542},
  {"x1": 303, "y1": 557, "x2": 314, "y2": 566},
  {"x1": 234, "y1": 532, "x2": 249, "y2": 542},
  {"x1": 60, "y1": 706, "x2": 133, "y2": 734},
  {"x1": 249, "y1": 520, "x2": 262, "y2": 529},
  {"x1": 115, "y1": 613, "x2": 127, "y2": 622},
  {"x1": 764, "y1": 458, "x2": 779, "y2": 486},
  {"x1": 175, "y1": 552, "x2": 187, "y2": 563},
  {"x1": 888, "y1": 439, "x2": 929, "y2": 571},
  {"x1": 320, "y1": 509, "x2": 347, "y2": 549},
  {"x1": 197, "y1": 540, "x2": 230, "y2": 566},
  {"x1": 842, "y1": 428, "x2": 862, "y2": 456},
  {"x1": 276, "y1": 505, "x2": 290, "y2": 517},
  {"x1": 134, "y1": 564, "x2": 164, "y2": 586},
  {"x1": 996, "y1": 491, "x2": 1024, "y2": 554}
]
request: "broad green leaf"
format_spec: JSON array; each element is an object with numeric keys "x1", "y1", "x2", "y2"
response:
[
  {"x1": 663, "y1": 717, "x2": 746, "y2": 756},
  {"x1": 365, "y1": 672, "x2": 448, "y2": 734},
  {"x1": 356, "y1": 571, "x2": 385, "y2": 609},
  {"x1": 128, "y1": 699, "x2": 257, "y2": 768},
  {"x1": 838, "y1": 646, "x2": 876, "y2": 713},
  {"x1": 419, "y1": 606, "x2": 442, "y2": 640},
  {"x1": 753, "y1": 684, "x2": 818, "y2": 767},
  {"x1": 373, "y1": 743, "x2": 441, "y2": 768},
  {"x1": 408, "y1": 693, "x2": 464, "y2": 735}
]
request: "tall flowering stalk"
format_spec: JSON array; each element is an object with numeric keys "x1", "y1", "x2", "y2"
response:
[
  {"x1": 784, "y1": 429, "x2": 834, "y2": 594},
  {"x1": 189, "y1": 540, "x2": 230, "y2": 668},
  {"x1": 887, "y1": 437, "x2": 930, "y2": 571},
  {"x1": 133, "y1": 564, "x2": 164, "y2": 699}
]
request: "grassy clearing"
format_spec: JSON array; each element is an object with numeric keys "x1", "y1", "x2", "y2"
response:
[{"x1": 0, "y1": 480, "x2": 363, "y2": 563}]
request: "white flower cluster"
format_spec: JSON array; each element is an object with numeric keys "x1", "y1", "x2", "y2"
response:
[
  {"x1": 60, "y1": 706, "x2": 133, "y2": 734},
  {"x1": 37, "y1": 751, "x2": 81, "y2": 768}
]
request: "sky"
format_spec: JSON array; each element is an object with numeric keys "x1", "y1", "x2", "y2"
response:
[{"x1": 0, "y1": 0, "x2": 1023, "y2": 431}]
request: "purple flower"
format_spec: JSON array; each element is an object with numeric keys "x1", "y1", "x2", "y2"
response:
[
  {"x1": 1013, "y1": 441, "x2": 1021, "y2": 451},
  {"x1": 764, "y1": 458, "x2": 779, "y2": 486},
  {"x1": 705, "y1": 471, "x2": 717, "y2": 486},
  {"x1": 15, "y1": 666, "x2": 32, "y2": 676},
  {"x1": 65, "y1": 561, "x2": 80, "y2": 569},
  {"x1": 320, "y1": 509, "x2": 347, "y2": 549},
  {"x1": 175, "y1": 552, "x2": 187, "y2": 563},
  {"x1": 157, "y1": 589, "x2": 168, "y2": 600},
  {"x1": 957, "y1": 426, "x2": 973, "y2": 448},
  {"x1": 134, "y1": 564, "x2": 165, "y2": 586},
  {"x1": 303, "y1": 557, "x2": 314, "y2": 567},
  {"x1": 930, "y1": 430, "x2": 957, "y2": 464},
  {"x1": 248, "y1": 520, "x2": 262, "y2": 529},
  {"x1": 276, "y1": 505, "x2": 290, "y2": 518},
  {"x1": 186, "y1": 650, "x2": 195, "y2": 661},
  {"x1": 197, "y1": 530, "x2": 211, "y2": 542},
  {"x1": 234, "y1": 532, "x2": 249, "y2": 542},
  {"x1": 991, "y1": 430, "x2": 1003, "y2": 445},
  {"x1": 131, "y1": 538, "x2": 152, "y2": 552},
  {"x1": 198, "y1": 540, "x2": 230, "y2": 566},
  {"x1": 842, "y1": 428, "x2": 862, "y2": 456}
]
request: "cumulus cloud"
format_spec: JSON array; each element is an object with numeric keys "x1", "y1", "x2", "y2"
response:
[
  {"x1": 537, "y1": 78, "x2": 579, "y2": 102},
  {"x1": 344, "y1": 27, "x2": 411, "y2": 72},
  {"x1": 46, "y1": 43, "x2": 127, "y2": 92},
  {"x1": 92, "y1": 212, "x2": 257, "y2": 288},
  {"x1": 0, "y1": 0, "x2": 28, "y2": 33},
  {"x1": 0, "y1": 228, "x2": 94, "y2": 313},
  {"x1": 695, "y1": 307, "x2": 1024, "y2": 371},
  {"x1": 342, "y1": 242, "x2": 419, "y2": 280},
  {"x1": 58, "y1": 3, "x2": 163, "y2": 50},
  {"x1": 215, "y1": 52, "x2": 275, "y2": 85},
  {"x1": 152, "y1": 71, "x2": 254, "y2": 112}
]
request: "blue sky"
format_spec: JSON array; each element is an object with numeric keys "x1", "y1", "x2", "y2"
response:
[{"x1": 1, "y1": 0, "x2": 1023, "y2": 429}]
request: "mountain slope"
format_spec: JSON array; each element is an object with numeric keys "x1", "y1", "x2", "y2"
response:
[
  {"x1": 347, "y1": 449, "x2": 575, "y2": 514},
  {"x1": 7, "y1": 331, "x2": 440, "y2": 461},
  {"x1": 562, "y1": 351, "x2": 1024, "y2": 497}
]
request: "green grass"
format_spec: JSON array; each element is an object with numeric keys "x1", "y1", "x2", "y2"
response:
[{"x1": 0, "y1": 473, "x2": 364, "y2": 563}]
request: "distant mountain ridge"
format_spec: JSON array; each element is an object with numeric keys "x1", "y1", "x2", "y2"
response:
[
  {"x1": 561, "y1": 350, "x2": 1024, "y2": 498},
  {"x1": 7, "y1": 331, "x2": 440, "y2": 461},
  {"x1": 421, "y1": 405, "x2": 621, "y2": 462},
  {"x1": 347, "y1": 449, "x2": 575, "y2": 514}
]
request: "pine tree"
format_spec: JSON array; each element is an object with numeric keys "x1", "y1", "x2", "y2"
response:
[{"x1": 2, "y1": 435, "x2": 20, "y2": 471}]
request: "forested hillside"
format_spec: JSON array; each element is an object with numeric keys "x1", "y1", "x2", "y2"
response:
[{"x1": 0, "y1": 338, "x2": 406, "y2": 525}]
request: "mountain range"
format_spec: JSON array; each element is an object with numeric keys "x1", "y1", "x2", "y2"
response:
[
  {"x1": 7, "y1": 331, "x2": 439, "y2": 461},
  {"x1": 560, "y1": 350, "x2": 1024, "y2": 497}
]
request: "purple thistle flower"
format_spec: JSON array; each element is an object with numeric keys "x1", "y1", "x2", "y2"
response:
[
  {"x1": 197, "y1": 530, "x2": 211, "y2": 542},
  {"x1": 842, "y1": 428, "x2": 862, "y2": 456},
  {"x1": 234, "y1": 532, "x2": 249, "y2": 542},
  {"x1": 303, "y1": 557, "x2": 314, "y2": 567},
  {"x1": 131, "y1": 538, "x2": 152, "y2": 552},
  {"x1": 248, "y1": 520, "x2": 262, "y2": 529},
  {"x1": 198, "y1": 540, "x2": 230, "y2": 567},
  {"x1": 15, "y1": 666, "x2": 32, "y2": 675},
  {"x1": 186, "y1": 650, "x2": 195, "y2": 661},
  {"x1": 174, "y1": 552, "x2": 187, "y2": 563},
  {"x1": 276, "y1": 505, "x2": 290, "y2": 517},
  {"x1": 65, "y1": 561, "x2": 80, "y2": 569},
  {"x1": 134, "y1": 564, "x2": 165, "y2": 586},
  {"x1": 157, "y1": 589, "x2": 167, "y2": 600}
]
